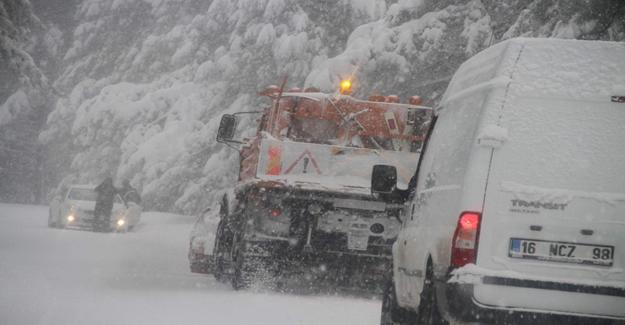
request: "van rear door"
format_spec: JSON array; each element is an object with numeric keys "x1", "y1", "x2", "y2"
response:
[{"x1": 475, "y1": 96, "x2": 625, "y2": 317}]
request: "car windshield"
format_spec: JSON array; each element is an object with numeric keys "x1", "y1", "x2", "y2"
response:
[
  {"x1": 67, "y1": 188, "x2": 97, "y2": 201},
  {"x1": 285, "y1": 117, "x2": 339, "y2": 143},
  {"x1": 276, "y1": 97, "x2": 430, "y2": 152}
]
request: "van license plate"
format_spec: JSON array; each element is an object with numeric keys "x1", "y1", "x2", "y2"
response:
[{"x1": 509, "y1": 238, "x2": 614, "y2": 267}]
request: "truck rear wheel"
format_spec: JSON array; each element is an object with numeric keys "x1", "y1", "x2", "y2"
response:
[
  {"x1": 213, "y1": 256, "x2": 227, "y2": 283},
  {"x1": 232, "y1": 260, "x2": 250, "y2": 290},
  {"x1": 231, "y1": 242, "x2": 273, "y2": 290},
  {"x1": 232, "y1": 248, "x2": 256, "y2": 290},
  {"x1": 213, "y1": 219, "x2": 233, "y2": 283},
  {"x1": 231, "y1": 236, "x2": 254, "y2": 290}
]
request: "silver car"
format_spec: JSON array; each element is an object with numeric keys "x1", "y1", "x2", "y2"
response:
[{"x1": 48, "y1": 185, "x2": 142, "y2": 232}]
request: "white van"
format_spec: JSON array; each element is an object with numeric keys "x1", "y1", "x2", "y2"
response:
[{"x1": 375, "y1": 38, "x2": 625, "y2": 324}]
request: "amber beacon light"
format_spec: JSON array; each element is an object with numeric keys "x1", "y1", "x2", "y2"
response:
[{"x1": 339, "y1": 79, "x2": 352, "y2": 95}]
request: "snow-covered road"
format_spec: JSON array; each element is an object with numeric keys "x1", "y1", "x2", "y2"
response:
[{"x1": 0, "y1": 203, "x2": 380, "y2": 325}]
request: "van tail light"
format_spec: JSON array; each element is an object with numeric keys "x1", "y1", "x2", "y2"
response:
[{"x1": 450, "y1": 211, "x2": 482, "y2": 269}]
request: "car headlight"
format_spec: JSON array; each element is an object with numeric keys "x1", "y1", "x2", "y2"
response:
[
  {"x1": 116, "y1": 219, "x2": 125, "y2": 227},
  {"x1": 67, "y1": 215, "x2": 75, "y2": 222}
]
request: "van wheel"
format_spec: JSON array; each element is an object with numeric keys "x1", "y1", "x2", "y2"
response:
[
  {"x1": 417, "y1": 261, "x2": 446, "y2": 325},
  {"x1": 380, "y1": 278, "x2": 416, "y2": 325}
]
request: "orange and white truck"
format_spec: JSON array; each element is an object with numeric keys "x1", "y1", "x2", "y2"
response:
[{"x1": 212, "y1": 80, "x2": 431, "y2": 290}]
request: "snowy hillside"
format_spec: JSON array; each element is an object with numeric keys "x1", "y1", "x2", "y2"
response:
[{"x1": 1, "y1": 0, "x2": 624, "y2": 212}]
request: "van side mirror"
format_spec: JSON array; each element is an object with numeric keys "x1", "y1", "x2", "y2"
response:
[
  {"x1": 216, "y1": 114, "x2": 237, "y2": 143},
  {"x1": 371, "y1": 165, "x2": 397, "y2": 194}
]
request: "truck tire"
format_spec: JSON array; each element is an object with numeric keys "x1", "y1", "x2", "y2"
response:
[
  {"x1": 213, "y1": 219, "x2": 232, "y2": 283},
  {"x1": 231, "y1": 241, "x2": 271, "y2": 290},
  {"x1": 213, "y1": 256, "x2": 227, "y2": 283},
  {"x1": 380, "y1": 278, "x2": 416, "y2": 325},
  {"x1": 232, "y1": 247, "x2": 254, "y2": 290},
  {"x1": 416, "y1": 261, "x2": 446, "y2": 325}
]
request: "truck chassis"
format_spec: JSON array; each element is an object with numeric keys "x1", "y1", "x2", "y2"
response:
[{"x1": 213, "y1": 186, "x2": 402, "y2": 291}]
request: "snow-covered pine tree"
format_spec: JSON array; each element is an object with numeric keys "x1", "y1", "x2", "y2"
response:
[{"x1": 0, "y1": 0, "x2": 58, "y2": 203}]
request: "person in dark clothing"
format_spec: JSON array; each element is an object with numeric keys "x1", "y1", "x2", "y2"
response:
[
  {"x1": 94, "y1": 177, "x2": 116, "y2": 232},
  {"x1": 118, "y1": 179, "x2": 143, "y2": 231},
  {"x1": 119, "y1": 179, "x2": 141, "y2": 205}
]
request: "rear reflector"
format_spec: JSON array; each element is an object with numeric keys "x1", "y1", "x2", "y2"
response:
[{"x1": 451, "y1": 211, "x2": 482, "y2": 268}]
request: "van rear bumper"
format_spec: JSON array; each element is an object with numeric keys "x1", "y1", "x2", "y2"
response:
[
  {"x1": 482, "y1": 276, "x2": 625, "y2": 297},
  {"x1": 437, "y1": 276, "x2": 625, "y2": 324}
]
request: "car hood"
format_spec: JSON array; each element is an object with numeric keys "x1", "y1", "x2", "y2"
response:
[{"x1": 67, "y1": 200, "x2": 96, "y2": 211}]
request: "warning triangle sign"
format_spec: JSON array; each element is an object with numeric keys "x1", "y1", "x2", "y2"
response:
[{"x1": 283, "y1": 150, "x2": 322, "y2": 175}]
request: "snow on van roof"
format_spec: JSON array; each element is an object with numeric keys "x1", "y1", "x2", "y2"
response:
[{"x1": 441, "y1": 38, "x2": 625, "y2": 106}]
